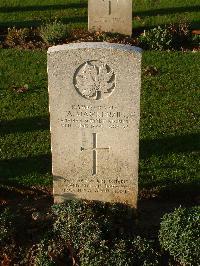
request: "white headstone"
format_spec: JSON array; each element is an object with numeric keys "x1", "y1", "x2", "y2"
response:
[
  {"x1": 88, "y1": 0, "x2": 132, "y2": 36},
  {"x1": 48, "y1": 42, "x2": 142, "y2": 208}
]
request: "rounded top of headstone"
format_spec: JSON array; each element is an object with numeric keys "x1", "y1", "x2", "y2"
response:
[{"x1": 48, "y1": 42, "x2": 142, "y2": 54}]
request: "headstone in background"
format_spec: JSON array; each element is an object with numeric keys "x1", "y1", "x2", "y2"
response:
[
  {"x1": 48, "y1": 42, "x2": 142, "y2": 208},
  {"x1": 88, "y1": 0, "x2": 132, "y2": 36}
]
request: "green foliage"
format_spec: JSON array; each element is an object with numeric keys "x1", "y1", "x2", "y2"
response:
[
  {"x1": 52, "y1": 200, "x2": 102, "y2": 250},
  {"x1": 0, "y1": 208, "x2": 14, "y2": 243},
  {"x1": 138, "y1": 23, "x2": 192, "y2": 50},
  {"x1": 131, "y1": 236, "x2": 160, "y2": 266},
  {"x1": 79, "y1": 239, "x2": 134, "y2": 266},
  {"x1": 159, "y1": 206, "x2": 200, "y2": 265},
  {"x1": 40, "y1": 21, "x2": 70, "y2": 45},
  {"x1": 35, "y1": 249, "x2": 55, "y2": 266},
  {"x1": 139, "y1": 26, "x2": 173, "y2": 50},
  {"x1": 78, "y1": 240, "x2": 109, "y2": 266},
  {"x1": 52, "y1": 200, "x2": 135, "y2": 247},
  {"x1": 35, "y1": 236, "x2": 70, "y2": 266},
  {"x1": 35, "y1": 200, "x2": 161, "y2": 266},
  {"x1": 192, "y1": 34, "x2": 200, "y2": 47},
  {"x1": 75, "y1": 237, "x2": 160, "y2": 266}
]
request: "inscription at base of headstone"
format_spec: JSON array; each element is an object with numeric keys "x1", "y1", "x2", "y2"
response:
[
  {"x1": 48, "y1": 42, "x2": 142, "y2": 208},
  {"x1": 88, "y1": 0, "x2": 132, "y2": 36}
]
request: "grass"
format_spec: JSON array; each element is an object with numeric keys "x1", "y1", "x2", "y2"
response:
[
  {"x1": 0, "y1": 49, "x2": 51, "y2": 186},
  {"x1": 0, "y1": 0, "x2": 88, "y2": 30},
  {"x1": 0, "y1": 0, "x2": 199, "y2": 30},
  {"x1": 140, "y1": 52, "x2": 200, "y2": 196},
  {"x1": 133, "y1": 0, "x2": 200, "y2": 30},
  {"x1": 0, "y1": 49, "x2": 199, "y2": 197}
]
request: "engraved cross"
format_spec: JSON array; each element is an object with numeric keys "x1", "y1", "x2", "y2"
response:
[{"x1": 81, "y1": 133, "x2": 110, "y2": 175}]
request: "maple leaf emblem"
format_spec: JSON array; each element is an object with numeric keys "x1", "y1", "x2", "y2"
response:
[{"x1": 75, "y1": 61, "x2": 115, "y2": 100}]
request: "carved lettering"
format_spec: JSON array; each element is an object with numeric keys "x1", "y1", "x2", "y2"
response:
[{"x1": 59, "y1": 105, "x2": 136, "y2": 129}]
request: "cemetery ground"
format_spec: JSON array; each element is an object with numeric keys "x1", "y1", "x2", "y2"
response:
[
  {"x1": 0, "y1": 49, "x2": 199, "y2": 265},
  {"x1": 0, "y1": 0, "x2": 200, "y2": 265}
]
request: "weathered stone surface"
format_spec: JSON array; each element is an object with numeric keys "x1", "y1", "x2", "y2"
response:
[
  {"x1": 48, "y1": 42, "x2": 142, "y2": 208},
  {"x1": 88, "y1": 0, "x2": 132, "y2": 36}
]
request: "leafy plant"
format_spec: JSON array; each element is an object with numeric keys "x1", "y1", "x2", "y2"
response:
[
  {"x1": 138, "y1": 26, "x2": 173, "y2": 51},
  {"x1": 52, "y1": 200, "x2": 102, "y2": 250},
  {"x1": 35, "y1": 200, "x2": 161, "y2": 266},
  {"x1": 131, "y1": 236, "x2": 161, "y2": 266},
  {"x1": 5, "y1": 27, "x2": 34, "y2": 47},
  {"x1": 40, "y1": 21, "x2": 70, "y2": 45},
  {"x1": 159, "y1": 206, "x2": 200, "y2": 265},
  {"x1": 168, "y1": 22, "x2": 192, "y2": 49},
  {"x1": 34, "y1": 235, "x2": 71, "y2": 266},
  {"x1": 78, "y1": 240, "x2": 109, "y2": 266},
  {"x1": 0, "y1": 208, "x2": 14, "y2": 243},
  {"x1": 138, "y1": 23, "x2": 192, "y2": 50},
  {"x1": 192, "y1": 34, "x2": 200, "y2": 47}
]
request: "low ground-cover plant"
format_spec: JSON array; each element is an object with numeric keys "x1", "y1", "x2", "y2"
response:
[
  {"x1": 34, "y1": 234, "x2": 73, "y2": 266},
  {"x1": 139, "y1": 26, "x2": 173, "y2": 51},
  {"x1": 159, "y1": 206, "x2": 200, "y2": 266},
  {"x1": 1, "y1": 201, "x2": 200, "y2": 265},
  {"x1": 5, "y1": 27, "x2": 39, "y2": 47},
  {"x1": 0, "y1": 208, "x2": 14, "y2": 243},
  {"x1": 138, "y1": 23, "x2": 193, "y2": 50},
  {"x1": 2, "y1": 22, "x2": 199, "y2": 50},
  {"x1": 3, "y1": 27, "x2": 136, "y2": 48},
  {"x1": 0, "y1": 208, "x2": 17, "y2": 263},
  {"x1": 33, "y1": 200, "x2": 161, "y2": 266},
  {"x1": 40, "y1": 20, "x2": 70, "y2": 45},
  {"x1": 192, "y1": 34, "x2": 200, "y2": 48},
  {"x1": 168, "y1": 22, "x2": 192, "y2": 49}
]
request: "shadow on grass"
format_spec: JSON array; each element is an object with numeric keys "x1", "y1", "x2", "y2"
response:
[
  {"x1": 134, "y1": 5, "x2": 200, "y2": 17},
  {"x1": 158, "y1": 181, "x2": 200, "y2": 201},
  {"x1": 140, "y1": 133, "x2": 199, "y2": 159},
  {"x1": 0, "y1": 3, "x2": 198, "y2": 15},
  {"x1": 0, "y1": 154, "x2": 51, "y2": 184},
  {"x1": 0, "y1": 2, "x2": 87, "y2": 13},
  {"x1": 0, "y1": 182, "x2": 53, "y2": 204},
  {"x1": 139, "y1": 133, "x2": 200, "y2": 200},
  {"x1": 133, "y1": 20, "x2": 200, "y2": 34},
  {"x1": 0, "y1": 116, "x2": 49, "y2": 135},
  {"x1": 139, "y1": 173, "x2": 200, "y2": 202},
  {"x1": 0, "y1": 133, "x2": 199, "y2": 199},
  {"x1": 0, "y1": 19, "x2": 199, "y2": 34},
  {"x1": 0, "y1": 16, "x2": 87, "y2": 29}
]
